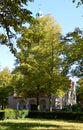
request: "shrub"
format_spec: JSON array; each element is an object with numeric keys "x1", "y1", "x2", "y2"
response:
[
  {"x1": 4, "y1": 109, "x2": 29, "y2": 119},
  {"x1": 16, "y1": 110, "x2": 29, "y2": 119},
  {"x1": 61, "y1": 105, "x2": 72, "y2": 112},
  {"x1": 5, "y1": 109, "x2": 16, "y2": 119},
  {"x1": 71, "y1": 104, "x2": 83, "y2": 112}
]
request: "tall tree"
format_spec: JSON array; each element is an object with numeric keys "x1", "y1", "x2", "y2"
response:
[
  {"x1": 0, "y1": 0, "x2": 34, "y2": 54},
  {"x1": 15, "y1": 14, "x2": 70, "y2": 111}
]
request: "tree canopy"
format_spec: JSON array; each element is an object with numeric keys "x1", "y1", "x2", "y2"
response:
[
  {"x1": 72, "y1": 0, "x2": 83, "y2": 7},
  {"x1": 0, "y1": 0, "x2": 83, "y2": 55},
  {"x1": 61, "y1": 28, "x2": 83, "y2": 78},
  {"x1": 13, "y1": 14, "x2": 70, "y2": 111},
  {"x1": 0, "y1": 0, "x2": 34, "y2": 54}
]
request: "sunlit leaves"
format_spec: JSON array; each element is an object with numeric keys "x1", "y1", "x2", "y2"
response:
[
  {"x1": 0, "y1": 67, "x2": 12, "y2": 109},
  {"x1": 0, "y1": 0, "x2": 34, "y2": 54},
  {"x1": 14, "y1": 15, "x2": 70, "y2": 98}
]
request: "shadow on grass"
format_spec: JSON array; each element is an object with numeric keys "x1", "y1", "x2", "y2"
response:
[
  {"x1": 0, "y1": 121, "x2": 80, "y2": 130},
  {"x1": 0, "y1": 122, "x2": 62, "y2": 130}
]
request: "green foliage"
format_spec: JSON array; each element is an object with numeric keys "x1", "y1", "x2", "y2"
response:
[
  {"x1": 61, "y1": 28, "x2": 83, "y2": 107},
  {"x1": 61, "y1": 104, "x2": 83, "y2": 112},
  {"x1": 12, "y1": 14, "x2": 70, "y2": 111},
  {"x1": 10, "y1": 72, "x2": 24, "y2": 96},
  {"x1": 71, "y1": 104, "x2": 83, "y2": 112},
  {"x1": 61, "y1": 28, "x2": 83, "y2": 77},
  {"x1": 76, "y1": 78, "x2": 83, "y2": 104},
  {"x1": 28, "y1": 111, "x2": 83, "y2": 121},
  {"x1": 17, "y1": 110, "x2": 29, "y2": 119},
  {"x1": 0, "y1": 0, "x2": 34, "y2": 54},
  {"x1": 0, "y1": 68, "x2": 12, "y2": 109},
  {"x1": 5, "y1": 109, "x2": 16, "y2": 119},
  {"x1": 4, "y1": 109, "x2": 29, "y2": 119},
  {"x1": 15, "y1": 14, "x2": 70, "y2": 96},
  {"x1": 61, "y1": 105, "x2": 72, "y2": 112}
]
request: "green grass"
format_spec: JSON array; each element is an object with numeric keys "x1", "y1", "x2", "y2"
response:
[{"x1": 0, "y1": 118, "x2": 83, "y2": 130}]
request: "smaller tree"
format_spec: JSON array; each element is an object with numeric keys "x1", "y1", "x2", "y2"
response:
[{"x1": 0, "y1": 68, "x2": 12, "y2": 109}]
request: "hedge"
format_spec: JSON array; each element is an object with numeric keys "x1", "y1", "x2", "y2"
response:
[
  {"x1": 1, "y1": 109, "x2": 83, "y2": 121},
  {"x1": 28, "y1": 111, "x2": 83, "y2": 121}
]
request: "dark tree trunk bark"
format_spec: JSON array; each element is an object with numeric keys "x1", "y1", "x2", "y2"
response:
[
  {"x1": 49, "y1": 95, "x2": 52, "y2": 112},
  {"x1": 1, "y1": 99, "x2": 4, "y2": 110},
  {"x1": 37, "y1": 94, "x2": 40, "y2": 110}
]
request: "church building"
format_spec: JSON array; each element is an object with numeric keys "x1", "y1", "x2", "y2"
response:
[{"x1": 8, "y1": 80, "x2": 76, "y2": 111}]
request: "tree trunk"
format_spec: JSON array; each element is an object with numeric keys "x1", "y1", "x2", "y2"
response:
[
  {"x1": 49, "y1": 40, "x2": 54, "y2": 112},
  {"x1": 37, "y1": 94, "x2": 40, "y2": 111},
  {"x1": 1, "y1": 99, "x2": 4, "y2": 110},
  {"x1": 49, "y1": 95, "x2": 52, "y2": 112},
  {"x1": 36, "y1": 85, "x2": 40, "y2": 111}
]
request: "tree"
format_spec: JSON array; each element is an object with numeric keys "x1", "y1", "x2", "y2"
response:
[
  {"x1": 0, "y1": 0, "x2": 34, "y2": 54},
  {"x1": 14, "y1": 14, "x2": 70, "y2": 111},
  {"x1": 61, "y1": 28, "x2": 83, "y2": 107},
  {"x1": 0, "y1": 67, "x2": 12, "y2": 109},
  {"x1": 61, "y1": 28, "x2": 83, "y2": 78},
  {"x1": 0, "y1": 0, "x2": 83, "y2": 55}
]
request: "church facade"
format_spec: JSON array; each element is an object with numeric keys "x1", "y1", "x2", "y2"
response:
[{"x1": 8, "y1": 81, "x2": 77, "y2": 111}]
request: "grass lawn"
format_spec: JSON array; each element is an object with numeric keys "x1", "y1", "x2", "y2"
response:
[{"x1": 0, "y1": 118, "x2": 83, "y2": 130}]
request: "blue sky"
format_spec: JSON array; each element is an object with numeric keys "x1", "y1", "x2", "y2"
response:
[{"x1": 0, "y1": 0, "x2": 83, "y2": 71}]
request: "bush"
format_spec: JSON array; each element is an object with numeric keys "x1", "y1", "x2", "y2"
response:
[
  {"x1": 4, "y1": 109, "x2": 29, "y2": 119},
  {"x1": 5, "y1": 109, "x2": 16, "y2": 119},
  {"x1": 0, "y1": 111, "x2": 4, "y2": 120},
  {"x1": 16, "y1": 110, "x2": 29, "y2": 119},
  {"x1": 61, "y1": 105, "x2": 72, "y2": 112},
  {"x1": 62, "y1": 104, "x2": 83, "y2": 112},
  {"x1": 71, "y1": 104, "x2": 83, "y2": 112}
]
